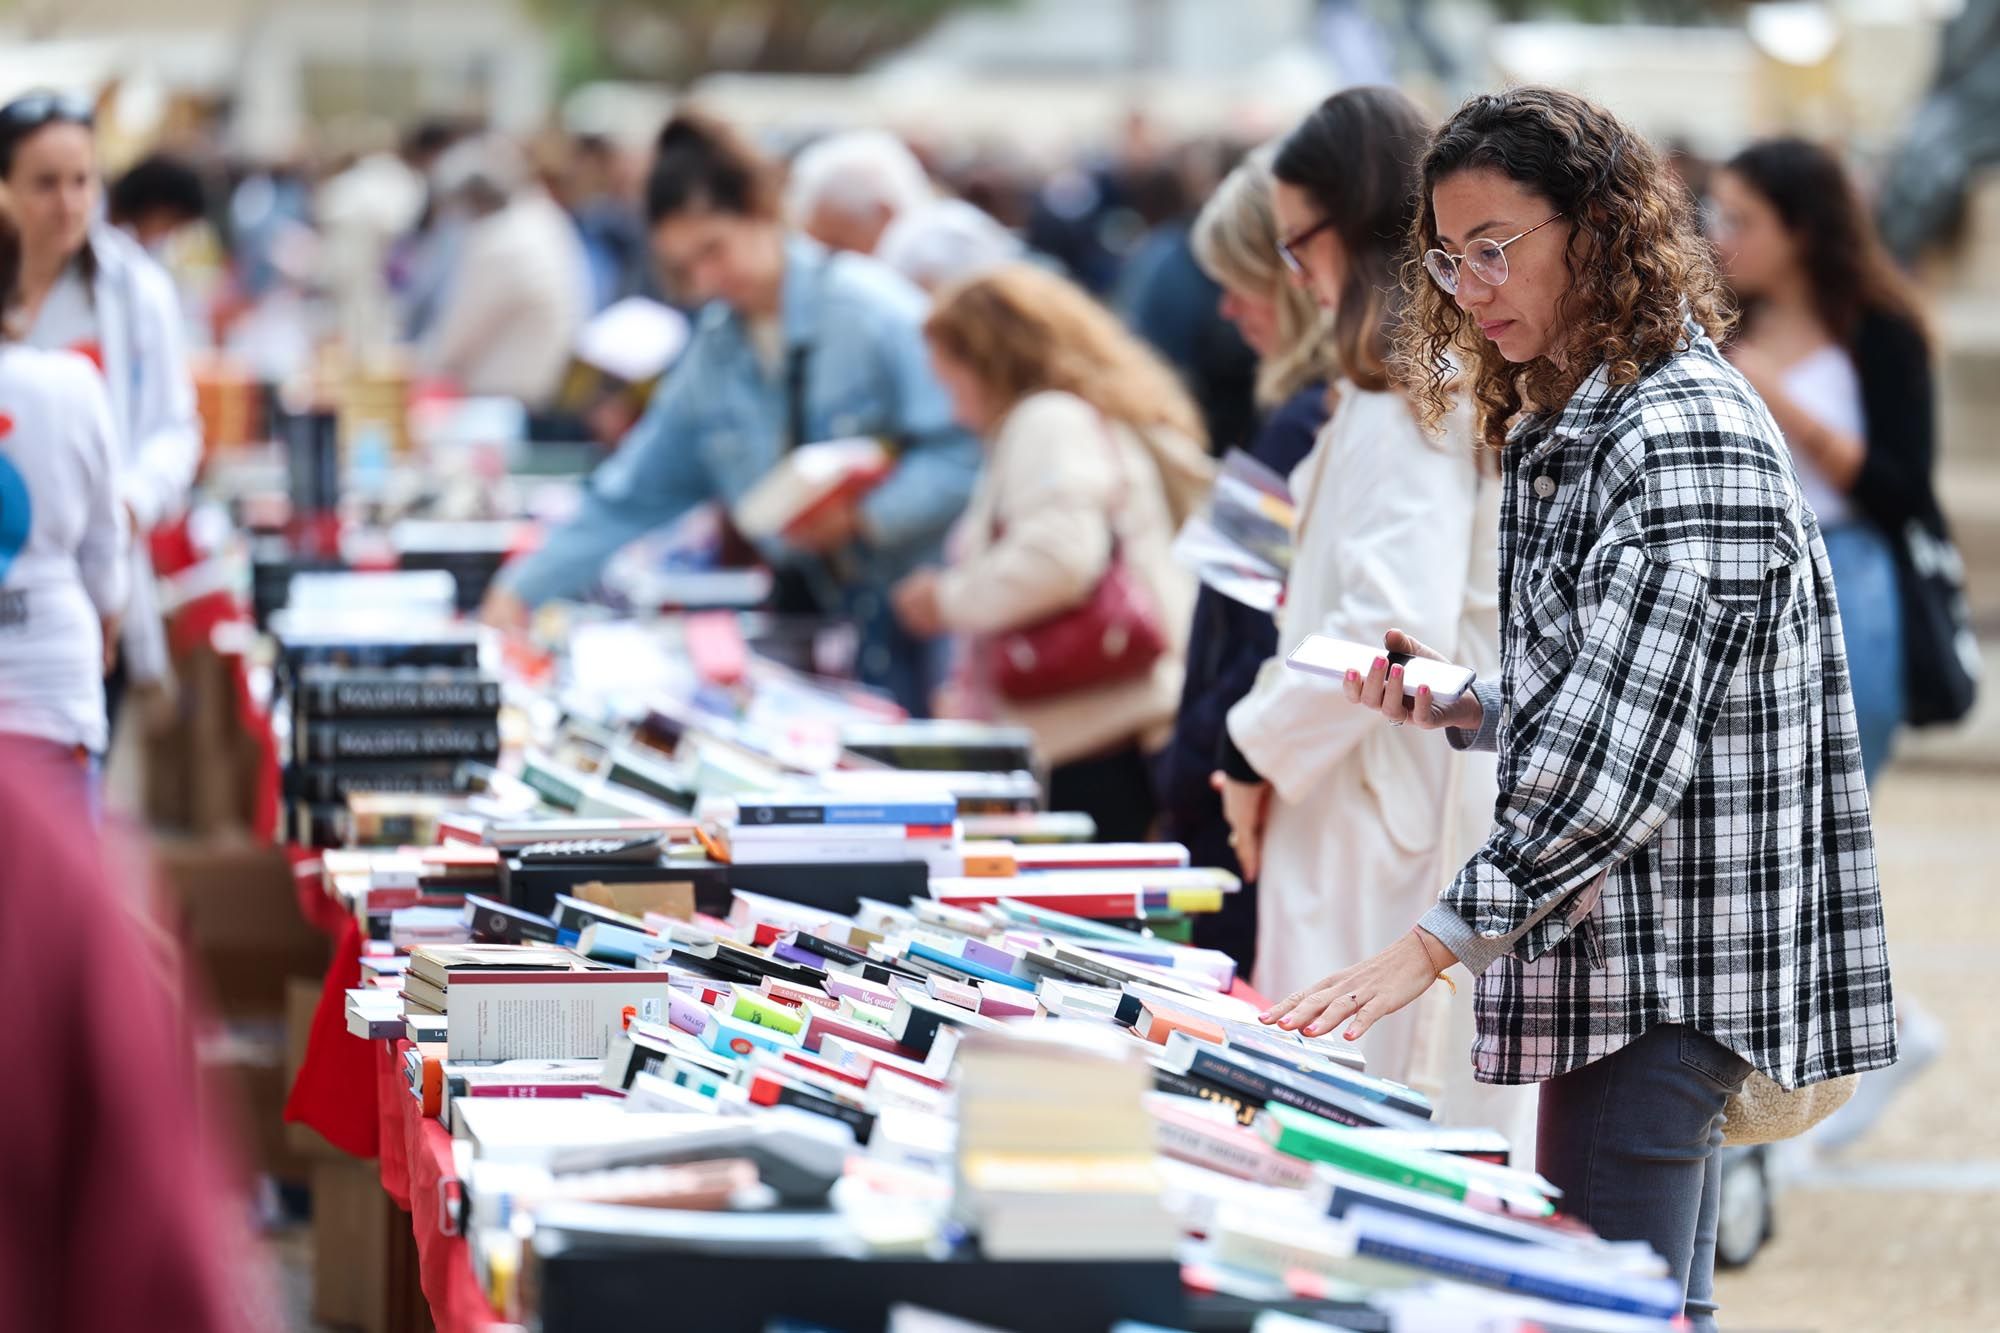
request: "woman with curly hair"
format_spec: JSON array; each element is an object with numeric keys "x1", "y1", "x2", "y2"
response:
[{"x1": 1260, "y1": 88, "x2": 1897, "y2": 1331}]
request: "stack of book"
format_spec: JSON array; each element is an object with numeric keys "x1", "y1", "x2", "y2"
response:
[
  {"x1": 955, "y1": 1025, "x2": 1180, "y2": 1261},
  {"x1": 397, "y1": 942, "x2": 604, "y2": 1020},
  {"x1": 279, "y1": 649, "x2": 501, "y2": 847},
  {"x1": 706, "y1": 788, "x2": 965, "y2": 876}
]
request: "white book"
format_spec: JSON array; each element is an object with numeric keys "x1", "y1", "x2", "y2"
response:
[{"x1": 446, "y1": 971, "x2": 675, "y2": 1062}]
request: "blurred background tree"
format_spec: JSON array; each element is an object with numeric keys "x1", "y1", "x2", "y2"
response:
[{"x1": 535, "y1": 0, "x2": 1021, "y2": 88}]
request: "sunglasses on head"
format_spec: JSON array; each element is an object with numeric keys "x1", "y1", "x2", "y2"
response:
[{"x1": 0, "y1": 91, "x2": 95, "y2": 135}]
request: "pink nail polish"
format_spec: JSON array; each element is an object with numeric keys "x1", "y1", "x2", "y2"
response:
[
  {"x1": 1344, "y1": 1029, "x2": 1360, "y2": 1041},
  {"x1": 1372, "y1": 657, "x2": 1387, "y2": 672}
]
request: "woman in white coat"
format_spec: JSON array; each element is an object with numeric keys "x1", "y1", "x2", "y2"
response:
[
  {"x1": 1210, "y1": 89, "x2": 1535, "y2": 1154},
  {"x1": 0, "y1": 91, "x2": 201, "y2": 726}
]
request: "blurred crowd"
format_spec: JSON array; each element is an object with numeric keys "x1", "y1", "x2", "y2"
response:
[{"x1": 0, "y1": 75, "x2": 1961, "y2": 1333}]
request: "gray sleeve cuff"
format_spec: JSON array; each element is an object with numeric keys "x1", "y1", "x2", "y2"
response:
[
  {"x1": 1419, "y1": 902, "x2": 1513, "y2": 977},
  {"x1": 1445, "y1": 677, "x2": 1503, "y2": 753}
]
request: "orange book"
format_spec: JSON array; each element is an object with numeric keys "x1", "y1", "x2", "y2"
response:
[
  {"x1": 412, "y1": 1050, "x2": 446, "y2": 1118},
  {"x1": 959, "y1": 841, "x2": 1017, "y2": 878},
  {"x1": 1136, "y1": 1002, "x2": 1225, "y2": 1047}
]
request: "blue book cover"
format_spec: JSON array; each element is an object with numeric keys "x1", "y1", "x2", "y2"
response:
[
  {"x1": 1346, "y1": 1205, "x2": 1682, "y2": 1318},
  {"x1": 735, "y1": 796, "x2": 957, "y2": 827},
  {"x1": 907, "y1": 939, "x2": 1036, "y2": 991},
  {"x1": 575, "y1": 922, "x2": 659, "y2": 965}
]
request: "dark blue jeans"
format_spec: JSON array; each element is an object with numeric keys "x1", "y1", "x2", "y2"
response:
[{"x1": 1537, "y1": 1023, "x2": 1753, "y2": 1333}]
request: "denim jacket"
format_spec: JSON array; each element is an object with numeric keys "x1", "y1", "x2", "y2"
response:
[{"x1": 501, "y1": 235, "x2": 980, "y2": 708}]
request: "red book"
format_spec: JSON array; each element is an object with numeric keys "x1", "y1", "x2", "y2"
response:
[{"x1": 733, "y1": 438, "x2": 893, "y2": 542}]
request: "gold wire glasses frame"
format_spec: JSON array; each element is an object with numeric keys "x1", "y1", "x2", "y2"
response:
[{"x1": 1423, "y1": 212, "x2": 1564, "y2": 295}]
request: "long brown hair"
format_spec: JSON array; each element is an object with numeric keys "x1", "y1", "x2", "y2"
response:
[
  {"x1": 1271, "y1": 86, "x2": 1432, "y2": 393},
  {"x1": 926, "y1": 263, "x2": 1205, "y2": 444},
  {"x1": 1723, "y1": 137, "x2": 1928, "y2": 353},
  {"x1": 1396, "y1": 87, "x2": 1729, "y2": 449},
  {"x1": 925, "y1": 263, "x2": 1211, "y2": 520}
]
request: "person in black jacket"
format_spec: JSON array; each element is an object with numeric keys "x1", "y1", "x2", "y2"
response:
[
  {"x1": 1153, "y1": 147, "x2": 1330, "y2": 976},
  {"x1": 1712, "y1": 135, "x2": 1950, "y2": 1151},
  {"x1": 1711, "y1": 138, "x2": 1941, "y2": 784}
]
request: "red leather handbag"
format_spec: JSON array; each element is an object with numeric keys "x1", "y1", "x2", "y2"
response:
[{"x1": 989, "y1": 421, "x2": 1168, "y2": 703}]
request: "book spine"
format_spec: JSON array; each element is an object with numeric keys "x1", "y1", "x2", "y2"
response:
[
  {"x1": 749, "y1": 1076, "x2": 877, "y2": 1144},
  {"x1": 465, "y1": 903, "x2": 561, "y2": 946},
  {"x1": 301, "y1": 678, "x2": 499, "y2": 717},
  {"x1": 1349, "y1": 1231, "x2": 1673, "y2": 1318},
  {"x1": 286, "y1": 761, "x2": 470, "y2": 802},
  {"x1": 728, "y1": 823, "x2": 954, "y2": 844},
  {"x1": 1155, "y1": 1116, "x2": 1309, "y2": 1186},
  {"x1": 734, "y1": 801, "x2": 958, "y2": 827},
  {"x1": 1192, "y1": 1050, "x2": 1380, "y2": 1129},
  {"x1": 1154, "y1": 1069, "x2": 1259, "y2": 1126},
  {"x1": 305, "y1": 721, "x2": 502, "y2": 762}
]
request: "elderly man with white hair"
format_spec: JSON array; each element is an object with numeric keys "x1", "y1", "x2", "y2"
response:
[
  {"x1": 422, "y1": 135, "x2": 592, "y2": 407},
  {"x1": 786, "y1": 129, "x2": 933, "y2": 257}
]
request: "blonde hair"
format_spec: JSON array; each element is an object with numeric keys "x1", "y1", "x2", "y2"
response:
[
  {"x1": 1190, "y1": 148, "x2": 1328, "y2": 409},
  {"x1": 926, "y1": 263, "x2": 1206, "y2": 447}
]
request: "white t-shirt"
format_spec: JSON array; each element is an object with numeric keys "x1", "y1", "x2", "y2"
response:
[
  {"x1": 0, "y1": 344, "x2": 130, "y2": 751},
  {"x1": 1779, "y1": 345, "x2": 1863, "y2": 527}
]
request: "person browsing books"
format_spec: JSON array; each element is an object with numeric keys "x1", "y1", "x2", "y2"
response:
[
  {"x1": 1151, "y1": 145, "x2": 1330, "y2": 977},
  {"x1": 484, "y1": 112, "x2": 980, "y2": 715},
  {"x1": 1205, "y1": 90, "x2": 1530, "y2": 1157},
  {"x1": 1259, "y1": 88, "x2": 1898, "y2": 1333},
  {"x1": 888, "y1": 264, "x2": 1212, "y2": 841},
  {"x1": 0, "y1": 184, "x2": 128, "y2": 779},
  {"x1": 1711, "y1": 137, "x2": 1954, "y2": 1152},
  {"x1": 0, "y1": 90, "x2": 200, "y2": 734}
]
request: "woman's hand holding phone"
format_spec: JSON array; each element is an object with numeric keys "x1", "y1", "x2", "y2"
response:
[{"x1": 1344, "y1": 629, "x2": 1484, "y2": 732}]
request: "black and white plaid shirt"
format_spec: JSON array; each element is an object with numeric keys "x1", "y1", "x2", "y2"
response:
[{"x1": 1419, "y1": 327, "x2": 1898, "y2": 1090}]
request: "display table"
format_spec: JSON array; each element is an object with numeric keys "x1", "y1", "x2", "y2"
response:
[{"x1": 290, "y1": 919, "x2": 1270, "y2": 1333}]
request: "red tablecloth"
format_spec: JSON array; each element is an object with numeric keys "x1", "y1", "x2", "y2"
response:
[{"x1": 375, "y1": 1040, "x2": 504, "y2": 1333}]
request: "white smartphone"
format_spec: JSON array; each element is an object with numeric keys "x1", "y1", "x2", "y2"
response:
[{"x1": 1285, "y1": 634, "x2": 1477, "y2": 703}]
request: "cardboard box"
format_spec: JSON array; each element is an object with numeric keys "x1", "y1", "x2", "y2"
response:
[
  {"x1": 154, "y1": 837, "x2": 329, "y2": 1019},
  {"x1": 310, "y1": 1156, "x2": 394, "y2": 1333}
]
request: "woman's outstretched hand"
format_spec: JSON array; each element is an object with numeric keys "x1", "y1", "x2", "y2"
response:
[
  {"x1": 1258, "y1": 926, "x2": 1456, "y2": 1041},
  {"x1": 1341, "y1": 629, "x2": 1483, "y2": 732}
]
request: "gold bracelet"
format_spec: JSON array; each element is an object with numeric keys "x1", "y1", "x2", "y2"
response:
[{"x1": 1410, "y1": 927, "x2": 1458, "y2": 994}]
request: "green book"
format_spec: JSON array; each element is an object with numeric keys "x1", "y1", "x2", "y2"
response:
[
  {"x1": 1257, "y1": 1103, "x2": 1470, "y2": 1203},
  {"x1": 730, "y1": 988, "x2": 805, "y2": 1037}
]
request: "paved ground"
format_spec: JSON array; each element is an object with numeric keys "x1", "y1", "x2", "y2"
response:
[{"x1": 1713, "y1": 710, "x2": 2000, "y2": 1332}]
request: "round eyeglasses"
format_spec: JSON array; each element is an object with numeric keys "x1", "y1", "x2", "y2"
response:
[{"x1": 1423, "y1": 212, "x2": 1563, "y2": 295}]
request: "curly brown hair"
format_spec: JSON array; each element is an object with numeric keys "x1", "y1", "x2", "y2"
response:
[{"x1": 1394, "y1": 87, "x2": 1731, "y2": 449}]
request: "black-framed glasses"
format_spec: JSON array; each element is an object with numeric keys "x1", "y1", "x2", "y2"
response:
[
  {"x1": 1277, "y1": 215, "x2": 1337, "y2": 277},
  {"x1": 0, "y1": 90, "x2": 95, "y2": 135},
  {"x1": 1423, "y1": 212, "x2": 1563, "y2": 295}
]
